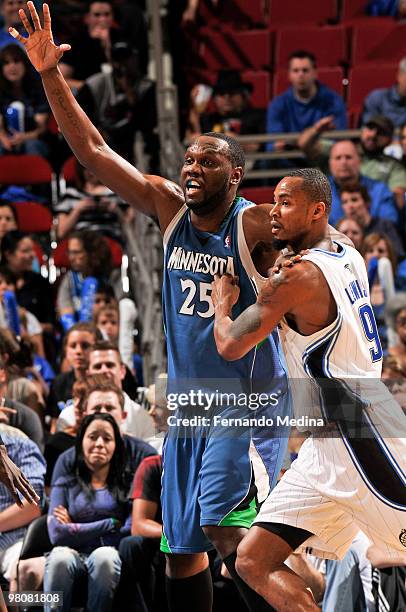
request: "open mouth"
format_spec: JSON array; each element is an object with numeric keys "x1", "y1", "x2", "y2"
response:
[
  {"x1": 271, "y1": 222, "x2": 282, "y2": 232},
  {"x1": 185, "y1": 179, "x2": 202, "y2": 195}
]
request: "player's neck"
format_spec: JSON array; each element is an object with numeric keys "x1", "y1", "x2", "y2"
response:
[
  {"x1": 190, "y1": 196, "x2": 237, "y2": 232},
  {"x1": 289, "y1": 224, "x2": 329, "y2": 253}
]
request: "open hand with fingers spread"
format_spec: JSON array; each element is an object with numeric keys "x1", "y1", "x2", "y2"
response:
[
  {"x1": 0, "y1": 444, "x2": 39, "y2": 507},
  {"x1": 9, "y1": 2, "x2": 71, "y2": 74}
]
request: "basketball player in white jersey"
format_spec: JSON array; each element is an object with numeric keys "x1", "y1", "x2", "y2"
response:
[{"x1": 211, "y1": 168, "x2": 406, "y2": 611}]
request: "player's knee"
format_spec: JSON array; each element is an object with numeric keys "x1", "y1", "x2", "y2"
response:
[{"x1": 235, "y1": 539, "x2": 257, "y2": 584}]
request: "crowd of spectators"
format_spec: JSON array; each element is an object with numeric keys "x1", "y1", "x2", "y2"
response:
[{"x1": 0, "y1": 0, "x2": 405, "y2": 610}]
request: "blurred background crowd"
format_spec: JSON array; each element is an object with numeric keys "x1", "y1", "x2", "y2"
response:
[{"x1": 0, "y1": 0, "x2": 403, "y2": 611}]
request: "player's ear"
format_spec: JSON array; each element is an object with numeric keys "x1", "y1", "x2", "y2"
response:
[
  {"x1": 230, "y1": 166, "x2": 243, "y2": 185},
  {"x1": 313, "y1": 201, "x2": 327, "y2": 219}
]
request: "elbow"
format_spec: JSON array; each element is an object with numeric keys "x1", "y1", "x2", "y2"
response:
[{"x1": 218, "y1": 340, "x2": 245, "y2": 362}]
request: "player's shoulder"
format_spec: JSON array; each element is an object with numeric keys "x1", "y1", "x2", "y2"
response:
[{"x1": 259, "y1": 258, "x2": 321, "y2": 305}]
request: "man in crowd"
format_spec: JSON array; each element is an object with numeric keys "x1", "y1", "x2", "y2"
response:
[
  {"x1": 266, "y1": 50, "x2": 346, "y2": 153},
  {"x1": 298, "y1": 114, "x2": 406, "y2": 210},
  {"x1": 362, "y1": 56, "x2": 406, "y2": 127}
]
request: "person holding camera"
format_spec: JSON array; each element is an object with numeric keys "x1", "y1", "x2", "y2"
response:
[{"x1": 55, "y1": 159, "x2": 133, "y2": 243}]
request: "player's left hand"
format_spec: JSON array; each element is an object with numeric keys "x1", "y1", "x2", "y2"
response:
[
  {"x1": 0, "y1": 445, "x2": 39, "y2": 506},
  {"x1": 211, "y1": 274, "x2": 240, "y2": 312},
  {"x1": 270, "y1": 251, "x2": 308, "y2": 275}
]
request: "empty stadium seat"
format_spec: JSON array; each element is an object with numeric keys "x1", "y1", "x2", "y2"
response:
[
  {"x1": 273, "y1": 67, "x2": 344, "y2": 97},
  {"x1": 240, "y1": 186, "x2": 275, "y2": 204},
  {"x1": 13, "y1": 201, "x2": 53, "y2": 233},
  {"x1": 197, "y1": 28, "x2": 272, "y2": 71},
  {"x1": 268, "y1": 0, "x2": 337, "y2": 27},
  {"x1": 198, "y1": 0, "x2": 266, "y2": 28},
  {"x1": 351, "y1": 22, "x2": 406, "y2": 64},
  {"x1": 275, "y1": 26, "x2": 348, "y2": 68},
  {"x1": 347, "y1": 64, "x2": 397, "y2": 121},
  {"x1": 341, "y1": 0, "x2": 369, "y2": 22},
  {"x1": 0, "y1": 154, "x2": 57, "y2": 205}
]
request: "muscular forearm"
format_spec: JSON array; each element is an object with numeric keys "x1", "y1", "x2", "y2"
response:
[
  {"x1": 41, "y1": 67, "x2": 104, "y2": 165},
  {"x1": 214, "y1": 303, "x2": 263, "y2": 361},
  {"x1": 0, "y1": 499, "x2": 40, "y2": 532}
]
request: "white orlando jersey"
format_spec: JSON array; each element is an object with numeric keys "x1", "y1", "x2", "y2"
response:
[{"x1": 279, "y1": 241, "x2": 384, "y2": 424}]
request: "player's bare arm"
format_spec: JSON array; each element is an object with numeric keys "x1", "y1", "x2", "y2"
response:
[
  {"x1": 12, "y1": 3, "x2": 183, "y2": 232},
  {"x1": 212, "y1": 261, "x2": 336, "y2": 361}
]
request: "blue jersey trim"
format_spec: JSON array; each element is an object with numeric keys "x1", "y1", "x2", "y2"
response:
[{"x1": 312, "y1": 241, "x2": 346, "y2": 258}]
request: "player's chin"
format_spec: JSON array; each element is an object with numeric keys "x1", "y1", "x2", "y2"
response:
[{"x1": 185, "y1": 194, "x2": 205, "y2": 209}]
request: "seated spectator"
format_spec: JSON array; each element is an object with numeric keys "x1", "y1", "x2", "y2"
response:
[
  {"x1": 0, "y1": 0, "x2": 25, "y2": 50},
  {"x1": 56, "y1": 231, "x2": 117, "y2": 331},
  {"x1": 362, "y1": 57, "x2": 406, "y2": 127},
  {"x1": 0, "y1": 44, "x2": 49, "y2": 157},
  {"x1": 144, "y1": 375, "x2": 168, "y2": 454},
  {"x1": 0, "y1": 356, "x2": 44, "y2": 451},
  {"x1": 0, "y1": 327, "x2": 46, "y2": 422},
  {"x1": 1, "y1": 231, "x2": 55, "y2": 333},
  {"x1": 386, "y1": 293, "x2": 406, "y2": 367},
  {"x1": 47, "y1": 322, "x2": 101, "y2": 428},
  {"x1": 340, "y1": 184, "x2": 403, "y2": 256},
  {"x1": 59, "y1": 0, "x2": 137, "y2": 91},
  {"x1": 92, "y1": 280, "x2": 117, "y2": 320},
  {"x1": 76, "y1": 41, "x2": 158, "y2": 165},
  {"x1": 299, "y1": 115, "x2": 406, "y2": 210},
  {"x1": 95, "y1": 304, "x2": 119, "y2": 341},
  {"x1": 361, "y1": 232, "x2": 397, "y2": 350},
  {"x1": 327, "y1": 141, "x2": 398, "y2": 226},
  {"x1": 44, "y1": 413, "x2": 133, "y2": 612},
  {"x1": 336, "y1": 217, "x2": 365, "y2": 251},
  {"x1": 118, "y1": 454, "x2": 164, "y2": 611},
  {"x1": 187, "y1": 70, "x2": 265, "y2": 166},
  {"x1": 0, "y1": 422, "x2": 44, "y2": 590},
  {"x1": 0, "y1": 202, "x2": 17, "y2": 248},
  {"x1": 56, "y1": 342, "x2": 154, "y2": 439},
  {"x1": 55, "y1": 161, "x2": 133, "y2": 243},
  {"x1": 266, "y1": 50, "x2": 346, "y2": 153}
]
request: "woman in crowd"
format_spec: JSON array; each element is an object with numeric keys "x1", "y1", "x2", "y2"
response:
[
  {"x1": 0, "y1": 202, "x2": 18, "y2": 248},
  {"x1": 47, "y1": 322, "x2": 101, "y2": 432},
  {"x1": 361, "y1": 232, "x2": 397, "y2": 351},
  {"x1": 336, "y1": 217, "x2": 365, "y2": 252},
  {"x1": 56, "y1": 230, "x2": 116, "y2": 331},
  {"x1": 0, "y1": 44, "x2": 49, "y2": 157},
  {"x1": 44, "y1": 413, "x2": 133, "y2": 612},
  {"x1": 0, "y1": 231, "x2": 54, "y2": 332}
]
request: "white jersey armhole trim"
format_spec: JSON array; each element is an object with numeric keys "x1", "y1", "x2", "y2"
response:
[
  {"x1": 163, "y1": 205, "x2": 188, "y2": 248},
  {"x1": 237, "y1": 206, "x2": 268, "y2": 291}
]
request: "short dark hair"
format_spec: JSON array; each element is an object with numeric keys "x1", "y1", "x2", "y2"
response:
[
  {"x1": 339, "y1": 183, "x2": 371, "y2": 205},
  {"x1": 90, "y1": 339, "x2": 121, "y2": 359},
  {"x1": 284, "y1": 168, "x2": 332, "y2": 213},
  {"x1": 202, "y1": 132, "x2": 245, "y2": 174},
  {"x1": 0, "y1": 265, "x2": 17, "y2": 286},
  {"x1": 288, "y1": 50, "x2": 317, "y2": 68}
]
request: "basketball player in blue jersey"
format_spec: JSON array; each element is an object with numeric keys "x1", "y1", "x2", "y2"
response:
[
  {"x1": 212, "y1": 168, "x2": 406, "y2": 611},
  {"x1": 13, "y1": 6, "x2": 346, "y2": 611}
]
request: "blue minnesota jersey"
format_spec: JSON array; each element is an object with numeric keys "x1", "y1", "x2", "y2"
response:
[{"x1": 162, "y1": 197, "x2": 287, "y2": 397}]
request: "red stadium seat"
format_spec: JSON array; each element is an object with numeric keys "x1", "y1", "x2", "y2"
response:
[
  {"x1": 61, "y1": 156, "x2": 77, "y2": 184},
  {"x1": 268, "y1": 0, "x2": 337, "y2": 27},
  {"x1": 186, "y1": 69, "x2": 271, "y2": 109},
  {"x1": 341, "y1": 0, "x2": 369, "y2": 22},
  {"x1": 13, "y1": 201, "x2": 53, "y2": 233},
  {"x1": 198, "y1": 28, "x2": 272, "y2": 71},
  {"x1": 198, "y1": 0, "x2": 266, "y2": 28},
  {"x1": 52, "y1": 237, "x2": 123, "y2": 269},
  {"x1": 273, "y1": 67, "x2": 344, "y2": 97},
  {"x1": 351, "y1": 22, "x2": 406, "y2": 64},
  {"x1": 275, "y1": 26, "x2": 348, "y2": 68},
  {"x1": 347, "y1": 64, "x2": 397, "y2": 118},
  {"x1": 239, "y1": 186, "x2": 275, "y2": 204},
  {"x1": 0, "y1": 154, "x2": 53, "y2": 186}
]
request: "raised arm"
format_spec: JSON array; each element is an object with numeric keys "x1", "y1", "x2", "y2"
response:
[{"x1": 12, "y1": 3, "x2": 183, "y2": 232}]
